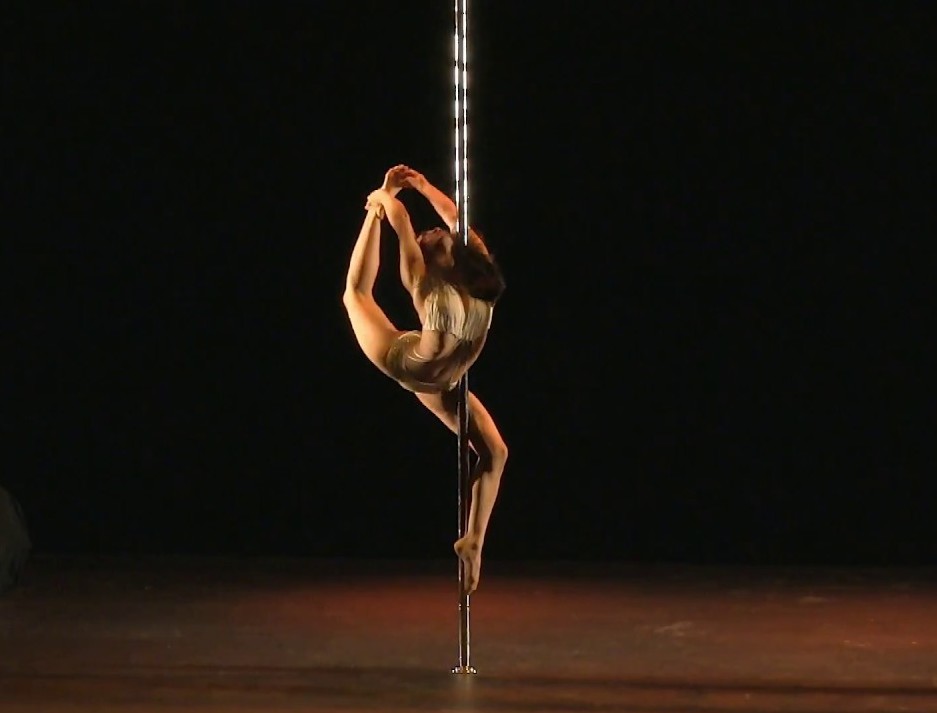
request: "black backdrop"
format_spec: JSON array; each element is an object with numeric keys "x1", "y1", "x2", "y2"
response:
[{"x1": 5, "y1": 2, "x2": 933, "y2": 565}]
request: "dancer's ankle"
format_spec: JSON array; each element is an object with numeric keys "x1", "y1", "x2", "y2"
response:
[{"x1": 455, "y1": 535, "x2": 482, "y2": 553}]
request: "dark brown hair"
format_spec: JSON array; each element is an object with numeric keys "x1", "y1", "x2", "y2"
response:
[
  {"x1": 418, "y1": 230, "x2": 506, "y2": 304},
  {"x1": 451, "y1": 239, "x2": 506, "y2": 303}
]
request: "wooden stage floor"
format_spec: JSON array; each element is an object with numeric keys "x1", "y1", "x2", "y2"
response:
[{"x1": 1, "y1": 556, "x2": 936, "y2": 712}]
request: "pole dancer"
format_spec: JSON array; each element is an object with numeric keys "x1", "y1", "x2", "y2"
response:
[{"x1": 340, "y1": 163, "x2": 507, "y2": 600}]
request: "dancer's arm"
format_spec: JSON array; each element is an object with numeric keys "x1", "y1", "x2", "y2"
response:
[
  {"x1": 367, "y1": 188, "x2": 425, "y2": 293},
  {"x1": 404, "y1": 169, "x2": 490, "y2": 257},
  {"x1": 405, "y1": 170, "x2": 458, "y2": 230}
]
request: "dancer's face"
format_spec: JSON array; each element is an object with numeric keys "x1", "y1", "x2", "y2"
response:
[{"x1": 417, "y1": 228, "x2": 455, "y2": 268}]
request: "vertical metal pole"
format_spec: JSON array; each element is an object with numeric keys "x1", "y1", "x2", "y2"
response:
[{"x1": 451, "y1": 0, "x2": 476, "y2": 676}]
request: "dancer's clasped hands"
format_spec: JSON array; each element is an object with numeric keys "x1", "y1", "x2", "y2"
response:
[
  {"x1": 381, "y1": 164, "x2": 410, "y2": 193},
  {"x1": 365, "y1": 165, "x2": 408, "y2": 215}
]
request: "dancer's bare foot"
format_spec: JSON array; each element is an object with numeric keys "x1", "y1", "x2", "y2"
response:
[{"x1": 454, "y1": 536, "x2": 482, "y2": 594}]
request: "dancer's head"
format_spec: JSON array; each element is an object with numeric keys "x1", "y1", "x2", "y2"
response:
[
  {"x1": 416, "y1": 227, "x2": 455, "y2": 269},
  {"x1": 417, "y1": 227, "x2": 506, "y2": 304}
]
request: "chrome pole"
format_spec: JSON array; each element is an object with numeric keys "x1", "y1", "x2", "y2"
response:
[{"x1": 451, "y1": 0, "x2": 476, "y2": 676}]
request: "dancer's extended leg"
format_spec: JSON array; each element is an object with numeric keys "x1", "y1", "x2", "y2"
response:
[
  {"x1": 342, "y1": 207, "x2": 399, "y2": 376},
  {"x1": 416, "y1": 390, "x2": 508, "y2": 593}
]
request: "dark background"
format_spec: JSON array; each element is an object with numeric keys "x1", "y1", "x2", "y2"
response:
[{"x1": 4, "y1": 2, "x2": 934, "y2": 566}]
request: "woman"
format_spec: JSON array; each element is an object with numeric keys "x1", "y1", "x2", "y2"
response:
[{"x1": 342, "y1": 164, "x2": 507, "y2": 594}]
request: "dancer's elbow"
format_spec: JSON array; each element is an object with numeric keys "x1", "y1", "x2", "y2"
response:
[{"x1": 342, "y1": 283, "x2": 363, "y2": 306}]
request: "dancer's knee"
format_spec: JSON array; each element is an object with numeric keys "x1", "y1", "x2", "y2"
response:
[
  {"x1": 492, "y1": 439, "x2": 508, "y2": 470},
  {"x1": 478, "y1": 437, "x2": 508, "y2": 475}
]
